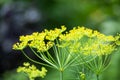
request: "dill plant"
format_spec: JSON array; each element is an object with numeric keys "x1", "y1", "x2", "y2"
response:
[{"x1": 13, "y1": 26, "x2": 120, "y2": 80}]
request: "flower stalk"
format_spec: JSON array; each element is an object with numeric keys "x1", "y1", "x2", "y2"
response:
[
  {"x1": 60, "y1": 70, "x2": 63, "y2": 80},
  {"x1": 96, "y1": 74, "x2": 99, "y2": 80}
]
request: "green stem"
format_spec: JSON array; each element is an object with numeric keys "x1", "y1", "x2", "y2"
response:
[
  {"x1": 60, "y1": 71, "x2": 63, "y2": 80},
  {"x1": 96, "y1": 74, "x2": 99, "y2": 80}
]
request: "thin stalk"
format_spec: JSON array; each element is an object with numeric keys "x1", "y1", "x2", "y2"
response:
[
  {"x1": 60, "y1": 71, "x2": 63, "y2": 80},
  {"x1": 30, "y1": 47, "x2": 56, "y2": 66},
  {"x1": 40, "y1": 53, "x2": 58, "y2": 69},
  {"x1": 96, "y1": 74, "x2": 99, "y2": 80},
  {"x1": 21, "y1": 50, "x2": 53, "y2": 68},
  {"x1": 30, "y1": 47, "x2": 44, "y2": 61},
  {"x1": 53, "y1": 44, "x2": 61, "y2": 68},
  {"x1": 46, "y1": 51, "x2": 57, "y2": 65},
  {"x1": 64, "y1": 54, "x2": 80, "y2": 69}
]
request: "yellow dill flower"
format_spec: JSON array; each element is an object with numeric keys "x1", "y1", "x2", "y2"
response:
[
  {"x1": 80, "y1": 37, "x2": 115, "y2": 56},
  {"x1": 46, "y1": 41, "x2": 54, "y2": 50},
  {"x1": 13, "y1": 26, "x2": 66, "y2": 51},
  {"x1": 39, "y1": 67, "x2": 48, "y2": 78},
  {"x1": 17, "y1": 66, "x2": 25, "y2": 72},
  {"x1": 84, "y1": 28, "x2": 93, "y2": 37},
  {"x1": 29, "y1": 40, "x2": 54, "y2": 52},
  {"x1": 29, "y1": 65, "x2": 37, "y2": 70},
  {"x1": 45, "y1": 29, "x2": 59, "y2": 41},
  {"x1": 61, "y1": 25, "x2": 66, "y2": 31},
  {"x1": 45, "y1": 26, "x2": 66, "y2": 41},
  {"x1": 29, "y1": 40, "x2": 46, "y2": 51},
  {"x1": 13, "y1": 25, "x2": 116, "y2": 56},
  {"x1": 105, "y1": 36, "x2": 115, "y2": 41},
  {"x1": 79, "y1": 72, "x2": 86, "y2": 80},
  {"x1": 97, "y1": 33, "x2": 115, "y2": 42},
  {"x1": 92, "y1": 30, "x2": 100, "y2": 37},
  {"x1": 97, "y1": 44, "x2": 115, "y2": 55},
  {"x1": 13, "y1": 41, "x2": 27, "y2": 50},
  {"x1": 59, "y1": 26, "x2": 85, "y2": 41},
  {"x1": 31, "y1": 32, "x2": 46, "y2": 41},
  {"x1": 23, "y1": 62, "x2": 30, "y2": 66},
  {"x1": 59, "y1": 26, "x2": 116, "y2": 56},
  {"x1": 13, "y1": 35, "x2": 34, "y2": 50},
  {"x1": 37, "y1": 32, "x2": 46, "y2": 41},
  {"x1": 17, "y1": 62, "x2": 47, "y2": 80},
  {"x1": 69, "y1": 42, "x2": 81, "y2": 53},
  {"x1": 20, "y1": 35, "x2": 33, "y2": 42}
]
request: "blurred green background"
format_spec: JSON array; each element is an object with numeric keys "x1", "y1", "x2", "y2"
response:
[{"x1": 0, "y1": 0, "x2": 120, "y2": 80}]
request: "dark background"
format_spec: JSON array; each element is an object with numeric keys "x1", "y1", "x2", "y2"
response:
[{"x1": 0, "y1": 0, "x2": 120, "y2": 80}]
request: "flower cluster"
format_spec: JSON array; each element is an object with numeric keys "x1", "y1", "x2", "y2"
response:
[
  {"x1": 13, "y1": 26, "x2": 116, "y2": 55},
  {"x1": 59, "y1": 26, "x2": 115, "y2": 41},
  {"x1": 17, "y1": 62, "x2": 47, "y2": 80},
  {"x1": 59, "y1": 26, "x2": 116, "y2": 56},
  {"x1": 13, "y1": 26, "x2": 66, "y2": 52},
  {"x1": 13, "y1": 26, "x2": 119, "y2": 80}
]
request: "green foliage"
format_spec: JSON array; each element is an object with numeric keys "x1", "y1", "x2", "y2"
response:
[
  {"x1": 3, "y1": 70, "x2": 28, "y2": 80},
  {"x1": 0, "y1": 0, "x2": 12, "y2": 4}
]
